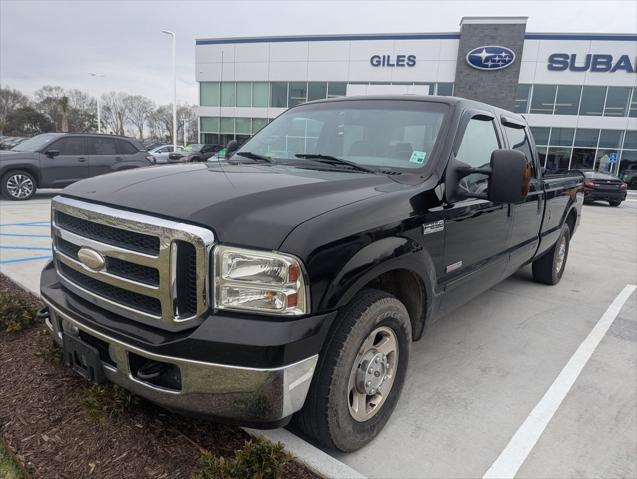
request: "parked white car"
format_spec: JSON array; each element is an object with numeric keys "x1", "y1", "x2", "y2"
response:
[{"x1": 149, "y1": 144, "x2": 183, "y2": 163}]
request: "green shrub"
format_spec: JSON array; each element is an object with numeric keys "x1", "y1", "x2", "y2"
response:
[
  {"x1": 81, "y1": 384, "x2": 139, "y2": 419},
  {"x1": 0, "y1": 293, "x2": 40, "y2": 333},
  {"x1": 193, "y1": 438, "x2": 291, "y2": 479}
]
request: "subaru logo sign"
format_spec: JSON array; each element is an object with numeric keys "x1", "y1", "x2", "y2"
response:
[{"x1": 466, "y1": 46, "x2": 516, "y2": 71}]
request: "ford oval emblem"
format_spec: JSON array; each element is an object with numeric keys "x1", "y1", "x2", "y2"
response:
[
  {"x1": 466, "y1": 46, "x2": 516, "y2": 71},
  {"x1": 77, "y1": 247, "x2": 105, "y2": 271}
]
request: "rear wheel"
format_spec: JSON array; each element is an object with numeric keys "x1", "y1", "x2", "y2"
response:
[
  {"x1": 295, "y1": 288, "x2": 411, "y2": 452},
  {"x1": 609, "y1": 200, "x2": 622, "y2": 207},
  {"x1": 1, "y1": 170, "x2": 37, "y2": 200},
  {"x1": 532, "y1": 223, "x2": 571, "y2": 285}
]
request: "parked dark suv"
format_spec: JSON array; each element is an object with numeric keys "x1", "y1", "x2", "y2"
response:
[{"x1": 0, "y1": 133, "x2": 154, "y2": 200}]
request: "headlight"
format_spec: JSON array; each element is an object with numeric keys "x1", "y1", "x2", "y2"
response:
[{"x1": 214, "y1": 245, "x2": 309, "y2": 315}]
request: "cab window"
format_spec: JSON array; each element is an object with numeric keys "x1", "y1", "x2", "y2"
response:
[
  {"x1": 504, "y1": 125, "x2": 536, "y2": 176},
  {"x1": 455, "y1": 117, "x2": 500, "y2": 194},
  {"x1": 52, "y1": 137, "x2": 86, "y2": 156}
]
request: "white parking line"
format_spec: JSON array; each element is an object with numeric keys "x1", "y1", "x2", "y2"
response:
[{"x1": 483, "y1": 284, "x2": 637, "y2": 479}]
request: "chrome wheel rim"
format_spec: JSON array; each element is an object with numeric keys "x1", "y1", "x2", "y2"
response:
[
  {"x1": 555, "y1": 236, "x2": 566, "y2": 273},
  {"x1": 347, "y1": 326, "x2": 399, "y2": 422},
  {"x1": 6, "y1": 174, "x2": 34, "y2": 199}
]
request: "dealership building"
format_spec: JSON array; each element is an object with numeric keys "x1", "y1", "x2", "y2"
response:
[{"x1": 195, "y1": 16, "x2": 637, "y2": 181}]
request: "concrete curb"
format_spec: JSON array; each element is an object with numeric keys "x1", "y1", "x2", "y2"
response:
[{"x1": 244, "y1": 428, "x2": 367, "y2": 479}]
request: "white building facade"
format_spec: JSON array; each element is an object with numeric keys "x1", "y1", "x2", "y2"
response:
[{"x1": 195, "y1": 17, "x2": 637, "y2": 181}]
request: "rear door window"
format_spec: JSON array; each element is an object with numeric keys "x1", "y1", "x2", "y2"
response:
[
  {"x1": 52, "y1": 136, "x2": 86, "y2": 156},
  {"x1": 89, "y1": 138, "x2": 118, "y2": 155},
  {"x1": 455, "y1": 117, "x2": 501, "y2": 194}
]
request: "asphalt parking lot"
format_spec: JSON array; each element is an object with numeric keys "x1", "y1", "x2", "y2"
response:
[{"x1": 1, "y1": 190, "x2": 635, "y2": 479}]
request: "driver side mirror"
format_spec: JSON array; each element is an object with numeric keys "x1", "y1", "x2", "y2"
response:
[
  {"x1": 446, "y1": 149, "x2": 531, "y2": 204},
  {"x1": 45, "y1": 150, "x2": 60, "y2": 158},
  {"x1": 225, "y1": 140, "x2": 238, "y2": 159}
]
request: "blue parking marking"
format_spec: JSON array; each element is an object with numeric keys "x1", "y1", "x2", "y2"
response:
[
  {"x1": 0, "y1": 233, "x2": 51, "y2": 238},
  {"x1": 0, "y1": 255, "x2": 52, "y2": 265},
  {"x1": 0, "y1": 221, "x2": 50, "y2": 227},
  {"x1": 0, "y1": 246, "x2": 52, "y2": 251}
]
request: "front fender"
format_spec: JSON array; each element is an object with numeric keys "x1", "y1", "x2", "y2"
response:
[{"x1": 318, "y1": 236, "x2": 438, "y2": 326}]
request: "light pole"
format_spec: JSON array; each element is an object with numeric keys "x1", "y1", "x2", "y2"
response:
[
  {"x1": 88, "y1": 72, "x2": 104, "y2": 133},
  {"x1": 162, "y1": 30, "x2": 177, "y2": 152}
]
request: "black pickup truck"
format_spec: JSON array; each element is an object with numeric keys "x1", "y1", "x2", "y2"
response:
[{"x1": 41, "y1": 95, "x2": 583, "y2": 452}]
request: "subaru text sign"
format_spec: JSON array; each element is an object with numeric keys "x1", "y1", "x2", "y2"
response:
[
  {"x1": 466, "y1": 46, "x2": 516, "y2": 71},
  {"x1": 547, "y1": 54, "x2": 636, "y2": 73}
]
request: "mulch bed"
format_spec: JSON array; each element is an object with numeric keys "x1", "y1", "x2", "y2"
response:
[{"x1": 0, "y1": 275, "x2": 318, "y2": 479}]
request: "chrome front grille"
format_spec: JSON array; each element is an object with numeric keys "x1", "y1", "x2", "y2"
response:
[{"x1": 51, "y1": 196, "x2": 215, "y2": 331}]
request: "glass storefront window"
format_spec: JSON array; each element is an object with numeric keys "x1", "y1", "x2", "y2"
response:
[
  {"x1": 549, "y1": 128, "x2": 574, "y2": 147},
  {"x1": 235, "y1": 117, "x2": 251, "y2": 135},
  {"x1": 221, "y1": 82, "x2": 236, "y2": 107},
  {"x1": 252, "y1": 82, "x2": 269, "y2": 107},
  {"x1": 529, "y1": 85, "x2": 556, "y2": 114},
  {"x1": 252, "y1": 118, "x2": 268, "y2": 134},
  {"x1": 630, "y1": 88, "x2": 637, "y2": 118},
  {"x1": 545, "y1": 147, "x2": 571, "y2": 173},
  {"x1": 530, "y1": 127, "x2": 550, "y2": 146},
  {"x1": 201, "y1": 133, "x2": 219, "y2": 144},
  {"x1": 598, "y1": 130, "x2": 623, "y2": 149},
  {"x1": 595, "y1": 149, "x2": 619, "y2": 174},
  {"x1": 308, "y1": 82, "x2": 327, "y2": 101},
  {"x1": 573, "y1": 129, "x2": 599, "y2": 148},
  {"x1": 579, "y1": 86, "x2": 606, "y2": 116},
  {"x1": 200, "y1": 82, "x2": 220, "y2": 107},
  {"x1": 271, "y1": 82, "x2": 288, "y2": 107},
  {"x1": 327, "y1": 82, "x2": 347, "y2": 97},
  {"x1": 236, "y1": 83, "x2": 252, "y2": 107},
  {"x1": 554, "y1": 85, "x2": 581, "y2": 115},
  {"x1": 618, "y1": 150, "x2": 637, "y2": 186},
  {"x1": 220, "y1": 117, "x2": 234, "y2": 134},
  {"x1": 200, "y1": 117, "x2": 219, "y2": 133},
  {"x1": 514, "y1": 84, "x2": 530, "y2": 113},
  {"x1": 288, "y1": 82, "x2": 308, "y2": 107},
  {"x1": 623, "y1": 130, "x2": 637, "y2": 150},
  {"x1": 536, "y1": 146, "x2": 547, "y2": 167},
  {"x1": 603, "y1": 87, "x2": 631, "y2": 117},
  {"x1": 436, "y1": 83, "x2": 454, "y2": 96},
  {"x1": 570, "y1": 148, "x2": 596, "y2": 170}
]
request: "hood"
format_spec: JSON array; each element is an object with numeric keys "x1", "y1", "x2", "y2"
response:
[
  {"x1": 0, "y1": 150, "x2": 37, "y2": 160},
  {"x1": 61, "y1": 162, "x2": 394, "y2": 249}
]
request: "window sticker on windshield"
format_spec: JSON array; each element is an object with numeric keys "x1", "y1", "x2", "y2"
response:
[{"x1": 409, "y1": 150, "x2": 426, "y2": 165}]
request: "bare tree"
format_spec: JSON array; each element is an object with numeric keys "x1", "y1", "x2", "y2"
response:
[
  {"x1": 59, "y1": 96, "x2": 70, "y2": 132},
  {"x1": 101, "y1": 91, "x2": 129, "y2": 135},
  {"x1": 34, "y1": 85, "x2": 65, "y2": 129},
  {"x1": 0, "y1": 87, "x2": 29, "y2": 129},
  {"x1": 176, "y1": 104, "x2": 197, "y2": 145},
  {"x1": 153, "y1": 105, "x2": 175, "y2": 142},
  {"x1": 124, "y1": 95, "x2": 154, "y2": 139},
  {"x1": 67, "y1": 89, "x2": 97, "y2": 132}
]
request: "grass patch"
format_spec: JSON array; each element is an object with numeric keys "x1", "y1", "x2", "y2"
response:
[
  {"x1": 0, "y1": 291, "x2": 41, "y2": 333},
  {"x1": 0, "y1": 440, "x2": 24, "y2": 479},
  {"x1": 81, "y1": 383, "x2": 140, "y2": 420},
  {"x1": 193, "y1": 437, "x2": 291, "y2": 479}
]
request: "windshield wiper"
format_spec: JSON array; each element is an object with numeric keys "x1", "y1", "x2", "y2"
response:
[
  {"x1": 234, "y1": 151, "x2": 273, "y2": 163},
  {"x1": 294, "y1": 154, "x2": 377, "y2": 173}
]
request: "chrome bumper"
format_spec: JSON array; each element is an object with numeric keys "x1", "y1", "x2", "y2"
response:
[{"x1": 43, "y1": 299, "x2": 318, "y2": 424}]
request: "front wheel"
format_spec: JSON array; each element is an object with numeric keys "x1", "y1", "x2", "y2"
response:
[
  {"x1": 532, "y1": 223, "x2": 571, "y2": 285},
  {"x1": 295, "y1": 289, "x2": 411, "y2": 452},
  {"x1": 609, "y1": 200, "x2": 622, "y2": 207},
  {"x1": 1, "y1": 170, "x2": 37, "y2": 200}
]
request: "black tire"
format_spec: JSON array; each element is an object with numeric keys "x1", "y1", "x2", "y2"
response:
[
  {"x1": 609, "y1": 200, "x2": 622, "y2": 207},
  {"x1": 532, "y1": 223, "x2": 571, "y2": 285},
  {"x1": 1, "y1": 170, "x2": 37, "y2": 201},
  {"x1": 295, "y1": 288, "x2": 411, "y2": 452}
]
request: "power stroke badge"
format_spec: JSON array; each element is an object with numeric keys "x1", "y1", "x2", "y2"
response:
[{"x1": 423, "y1": 220, "x2": 444, "y2": 235}]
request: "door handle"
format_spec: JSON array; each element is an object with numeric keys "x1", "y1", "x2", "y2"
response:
[{"x1": 78, "y1": 157, "x2": 87, "y2": 162}]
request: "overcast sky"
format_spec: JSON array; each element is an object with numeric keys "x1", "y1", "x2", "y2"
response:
[{"x1": 1, "y1": 0, "x2": 636, "y2": 106}]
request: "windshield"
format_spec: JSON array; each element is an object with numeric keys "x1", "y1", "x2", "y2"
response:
[
  {"x1": 237, "y1": 100, "x2": 447, "y2": 170},
  {"x1": 185, "y1": 144, "x2": 203, "y2": 152},
  {"x1": 11, "y1": 133, "x2": 61, "y2": 152}
]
